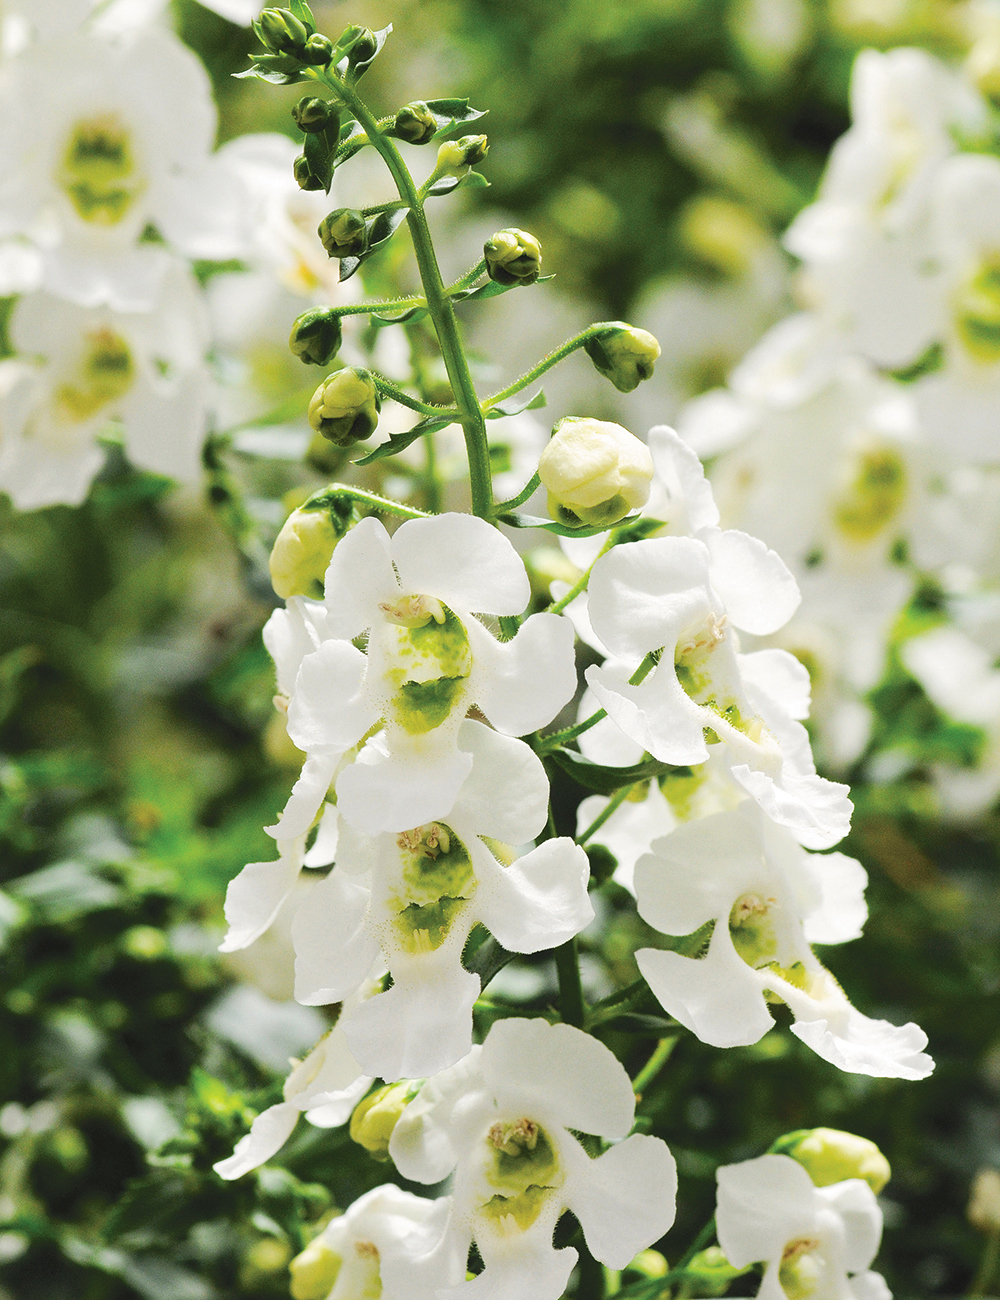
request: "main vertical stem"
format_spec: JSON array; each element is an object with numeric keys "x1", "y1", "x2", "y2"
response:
[{"x1": 334, "y1": 88, "x2": 494, "y2": 518}]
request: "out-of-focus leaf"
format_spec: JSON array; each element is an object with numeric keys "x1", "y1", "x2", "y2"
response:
[
  {"x1": 352, "y1": 412, "x2": 455, "y2": 465},
  {"x1": 548, "y1": 747, "x2": 676, "y2": 794}
]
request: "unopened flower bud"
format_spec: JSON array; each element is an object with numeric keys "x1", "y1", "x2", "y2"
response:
[
  {"x1": 289, "y1": 1237, "x2": 342, "y2": 1300},
  {"x1": 293, "y1": 155, "x2": 324, "y2": 192},
  {"x1": 301, "y1": 32, "x2": 333, "y2": 64},
  {"x1": 258, "y1": 8, "x2": 310, "y2": 55},
  {"x1": 292, "y1": 97, "x2": 334, "y2": 133},
  {"x1": 308, "y1": 367, "x2": 381, "y2": 447},
  {"x1": 435, "y1": 134, "x2": 489, "y2": 177},
  {"x1": 318, "y1": 208, "x2": 368, "y2": 259},
  {"x1": 269, "y1": 503, "x2": 343, "y2": 599},
  {"x1": 289, "y1": 307, "x2": 342, "y2": 366},
  {"x1": 484, "y1": 228, "x2": 541, "y2": 286},
  {"x1": 342, "y1": 25, "x2": 377, "y2": 62},
  {"x1": 349, "y1": 1083, "x2": 410, "y2": 1159},
  {"x1": 393, "y1": 100, "x2": 438, "y2": 144},
  {"x1": 771, "y1": 1128, "x2": 891, "y2": 1195},
  {"x1": 683, "y1": 1247, "x2": 744, "y2": 1297},
  {"x1": 585, "y1": 323, "x2": 661, "y2": 393},
  {"x1": 969, "y1": 1168, "x2": 1000, "y2": 1232},
  {"x1": 538, "y1": 416, "x2": 654, "y2": 528}
]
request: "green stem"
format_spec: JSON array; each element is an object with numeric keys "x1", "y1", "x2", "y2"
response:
[
  {"x1": 548, "y1": 530, "x2": 618, "y2": 614},
  {"x1": 424, "y1": 432, "x2": 442, "y2": 514},
  {"x1": 555, "y1": 937, "x2": 585, "y2": 1028},
  {"x1": 540, "y1": 651, "x2": 660, "y2": 754},
  {"x1": 576, "y1": 785, "x2": 631, "y2": 846},
  {"x1": 675, "y1": 1217, "x2": 717, "y2": 1273},
  {"x1": 323, "y1": 295, "x2": 424, "y2": 319},
  {"x1": 369, "y1": 374, "x2": 455, "y2": 417},
  {"x1": 483, "y1": 323, "x2": 608, "y2": 409},
  {"x1": 447, "y1": 257, "x2": 488, "y2": 293},
  {"x1": 577, "y1": 1245, "x2": 606, "y2": 1300},
  {"x1": 970, "y1": 1229, "x2": 1000, "y2": 1298},
  {"x1": 632, "y1": 1036, "x2": 678, "y2": 1098},
  {"x1": 493, "y1": 473, "x2": 540, "y2": 515},
  {"x1": 309, "y1": 484, "x2": 431, "y2": 520},
  {"x1": 331, "y1": 79, "x2": 494, "y2": 518}
]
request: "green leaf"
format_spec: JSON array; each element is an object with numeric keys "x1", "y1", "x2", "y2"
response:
[
  {"x1": 497, "y1": 511, "x2": 635, "y2": 539},
  {"x1": 451, "y1": 274, "x2": 554, "y2": 306},
  {"x1": 346, "y1": 24, "x2": 392, "y2": 82},
  {"x1": 302, "y1": 113, "x2": 342, "y2": 193},
  {"x1": 337, "y1": 207, "x2": 409, "y2": 282},
  {"x1": 352, "y1": 413, "x2": 454, "y2": 466},
  {"x1": 426, "y1": 170, "x2": 490, "y2": 199},
  {"x1": 594, "y1": 1012, "x2": 678, "y2": 1035},
  {"x1": 486, "y1": 389, "x2": 546, "y2": 419},
  {"x1": 424, "y1": 97, "x2": 489, "y2": 140},
  {"x1": 547, "y1": 747, "x2": 677, "y2": 795},
  {"x1": 234, "y1": 53, "x2": 310, "y2": 86},
  {"x1": 370, "y1": 304, "x2": 430, "y2": 327},
  {"x1": 463, "y1": 932, "x2": 515, "y2": 988},
  {"x1": 288, "y1": 0, "x2": 315, "y2": 25}
]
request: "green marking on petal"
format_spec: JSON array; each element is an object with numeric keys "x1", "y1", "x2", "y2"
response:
[
  {"x1": 392, "y1": 823, "x2": 474, "y2": 953},
  {"x1": 833, "y1": 447, "x2": 907, "y2": 543},
  {"x1": 395, "y1": 675, "x2": 466, "y2": 733},
  {"x1": 728, "y1": 893, "x2": 779, "y2": 968},
  {"x1": 955, "y1": 255, "x2": 1000, "y2": 365},
  {"x1": 61, "y1": 114, "x2": 144, "y2": 226},
  {"x1": 778, "y1": 1237, "x2": 823, "y2": 1299},
  {"x1": 384, "y1": 602, "x2": 472, "y2": 735},
  {"x1": 481, "y1": 1120, "x2": 563, "y2": 1232},
  {"x1": 56, "y1": 328, "x2": 134, "y2": 422}
]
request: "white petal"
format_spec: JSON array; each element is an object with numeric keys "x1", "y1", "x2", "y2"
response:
[
  {"x1": 343, "y1": 960, "x2": 480, "y2": 1081},
  {"x1": 266, "y1": 752, "x2": 338, "y2": 841},
  {"x1": 730, "y1": 757, "x2": 853, "y2": 850},
  {"x1": 564, "y1": 1134, "x2": 677, "y2": 1268},
  {"x1": 577, "y1": 700, "x2": 647, "y2": 768},
  {"x1": 466, "y1": 612, "x2": 577, "y2": 736},
  {"x1": 303, "y1": 802, "x2": 340, "y2": 868},
  {"x1": 287, "y1": 640, "x2": 377, "y2": 752},
  {"x1": 480, "y1": 1018, "x2": 635, "y2": 1139},
  {"x1": 472, "y1": 838, "x2": 593, "y2": 953},
  {"x1": 790, "y1": 1009, "x2": 934, "y2": 1079},
  {"x1": 323, "y1": 515, "x2": 398, "y2": 638},
  {"x1": 637, "y1": 928, "x2": 775, "y2": 1048},
  {"x1": 440, "y1": 1245, "x2": 576, "y2": 1300},
  {"x1": 849, "y1": 1271, "x2": 893, "y2": 1300},
  {"x1": 123, "y1": 371, "x2": 208, "y2": 483},
  {"x1": 647, "y1": 424, "x2": 719, "y2": 534},
  {"x1": 212, "y1": 1101, "x2": 299, "y2": 1180},
  {"x1": 802, "y1": 852, "x2": 868, "y2": 946},
  {"x1": 392, "y1": 513, "x2": 530, "y2": 615},
  {"x1": 716, "y1": 1154, "x2": 818, "y2": 1269},
  {"x1": 388, "y1": 1048, "x2": 485, "y2": 1183},
  {"x1": 817, "y1": 1179, "x2": 883, "y2": 1273},
  {"x1": 586, "y1": 664, "x2": 708, "y2": 767},
  {"x1": 219, "y1": 841, "x2": 302, "y2": 952},
  {"x1": 577, "y1": 784, "x2": 676, "y2": 894},
  {"x1": 703, "y1": 529, "x2": 800, "y2": 635},
  {"x1": 336, "y1": 737, "x2": 474, "y2": 835},
  {"x1": 292, "y1": 868, "x2": 379, "y2": 1005},
  {"x1": 263, "y1": 600, "x2": 325, "y2": 697},
  {"x1": 452, "y1": 721, "x2": 550, "y2": 844},
  {"x1": 739, "y1": 649, "x2": 812, "y2": 722}
]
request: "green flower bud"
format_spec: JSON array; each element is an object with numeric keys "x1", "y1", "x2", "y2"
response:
[
  {"x1": 301, "y1": 32, "x2": 333, "y2": 64},
  {"x1": 292, "y1": 97, "x2": 334, "y2": 133},
  {"x1": 771, "y1": 1128, "x2": 891, "y2": 1194},
  {"x1": 318, "y1": 208, "x2": 368, "y2": 259},
  {"x1": 484, "y1": 228, "x2": 542, "y2": 286},
  {"x1": 585, "y1": 322, "x2": 662, "y2": 393},
  {"x1": 349, "y1": 1083, "x2": 410, "y2": 1159},
  {"x1": 344, "y1": 26, "x2": 378, "y2": 62},
  {"x1": 682, "y1": 1247, "x2": 745, "y2": 1297},
  {"x1": 435, "y1": 134, "x2": 489, "y2": 177},
  {"x1": 393, "y1": 100, "x2": 438, "y2": 144},
  {"x1": 289, "y1": 307, "x2": 342, "y2": 367},
  {"x1": 538, "y1": 416, "x2": 654, "y2": 529},
  {"x1": 258, "y1": 8, "x2": 310, "y2": 55},
  {"x1": 308, "y1": 367, "x2": 381, "y2": 447},
  {"x1": 293, "y1": 155, "x2": 324, "y2": 192},
  {"x1": 289, "y1": 1237, "x2": 341, "y2": 1300},
  {"x1": 269, "y1": 504, "x2": 340, "y2": 599},
  {"x1": 969, "y1": 1168, "x2": 1000, "y2": 1232}
]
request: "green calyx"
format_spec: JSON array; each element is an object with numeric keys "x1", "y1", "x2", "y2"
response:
[
  {"x1": 292, "y1": 96, "x2": 335, "y2": 133},
  {"x1": 289, "y1": 307, "x2": 343, "y2": 366},
  {"x1": 585, "y1": 322, "x2": 661, "y2": 393},
  {"x1": 258, "y1": 7, "x2": 312, "y2": 56}
]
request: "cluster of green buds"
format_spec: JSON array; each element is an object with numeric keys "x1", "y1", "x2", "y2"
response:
[
  {"x1": 308, "y1": 367, "x2": 381, "y2": 447},
  {"x1": 258, "y1": 7, "x2": 333, "y2": 64},
  {"x1": 318, "y1": 208, "x2": 368, "y2": 260},
  {"x1": 485, "y1": 229, "x2": 542, "y2": 286},
  {"x1": 538, "y1": 415, "x2": 655, "y2": 528},
  {"x1": 288, "y1": 306, "x2": 342, "y2": 367},
  {"x1": 585, "y1": 322, "x2": 662, "y2": 393}
]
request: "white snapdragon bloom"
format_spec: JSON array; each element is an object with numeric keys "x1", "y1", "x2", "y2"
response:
[
  {"x1": 0, "y1": 28, "x2": 244, "y2": 308},
  {"x1": 288, "y1": 1184, "x2": 463, "y2": 1300},
  {"x1": 583, "y1": 532, "x2": 852, "y2": 848},
  {"x1": 213, "y1": 1024, "x2": 373, "y2": 1181},
  {"x1": 716, "y1": 1154, "x2": 892, "y2": 1300},
  {"x1": 0, "y1": 267, "x2": 209, "y2": 509},
  {"x1": 292, "y1": 721, "x2": 593, "y2": 1080},
  {"x1": 388, "y1": 1018, "x2": 678, "y2": 1300},
  {"x1": 278, "y1": 513, "x2": 576, "y2": 836},
  {"x1": 633, "y1": 802, "x2": 933, "y2": 1078}
]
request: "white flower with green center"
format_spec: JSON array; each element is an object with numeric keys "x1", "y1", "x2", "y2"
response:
[
  {"x1": 286, "y1": 1183, "x2": 463, "y2": 1300},
  {"x1": 275, "y1": 512, "x2": 576, "y2": 837},
  {"x1": 290, "y1": 721, "x2": 593, "y2": 1080},
  {"x1": 715, "y1": 1154, "x2": 891, "y2": 1300},
  {"x1": 584, "y1": 532, "x2": 852, "y2": 849},
  {"x1": 0, "y1": 27, "x2": 246, "y2": 309},
  {"x1": 0, "y1": 266, "x2": 209, "y2": 509},
  {"x1": 213, "y1": 1023, "x2": 373, "y2": 1181},
  {"x1": 633, "y1": 801, "x2": 933, "y2": 1078},
  {"x1": 387, "y1": 1017, "x2": 677, "y2": 1300}
]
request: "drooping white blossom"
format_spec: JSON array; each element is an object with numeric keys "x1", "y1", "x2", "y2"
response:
[
  {"x1": 716, "y1": 1153, "x2": 892, "y2": 1300},
  {"x1": 387, "y1": 1017, "x2": 677, "y2": 1300},
  {"x1": 633, "y1": 801, "x2": 933, "y2": 1078},
  {"x1": 291, "y1": 721, "x2": 593, "y2": 1080}
]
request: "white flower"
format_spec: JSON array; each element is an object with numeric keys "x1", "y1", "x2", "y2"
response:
[
  {"x1": 583, "y1": 532, "x2": 853, "y2": 848},
  {"x1": 279, "y1": 513, "x2": 577, "y2": 836},
  {"x1": 716, "y1": 1153, "x2": 892, "y2": 1300},
  {"x1": 0, "y1": 265, "x2": 209, "y2": 509},
  {"x1": 633, "y1": 802, "x2": 933, "y2": 1078},
  {"x1": 288, "y1": 1183, "x2": 463, "y2": 1300},
  {"x1": 213, "y1": 1024, "x2": 373, "y2": 1180},
  {"x1": 0, "y1": 27, "x2": 245, "y2": 308},
  {"x1": 387, "y1": 1017, "x2": 677, "y2": 1300},
  {"x1": 291, "y1": 721, "x2": 593, "y2": 1080}
]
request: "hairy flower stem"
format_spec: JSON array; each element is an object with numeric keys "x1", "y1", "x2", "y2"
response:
[
  {"x1": 330, "y1": 81, "x2": 494, "y2": 519},
  {"x1": 482, "y1": 323, "x2": 612, "y2": 410}
]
